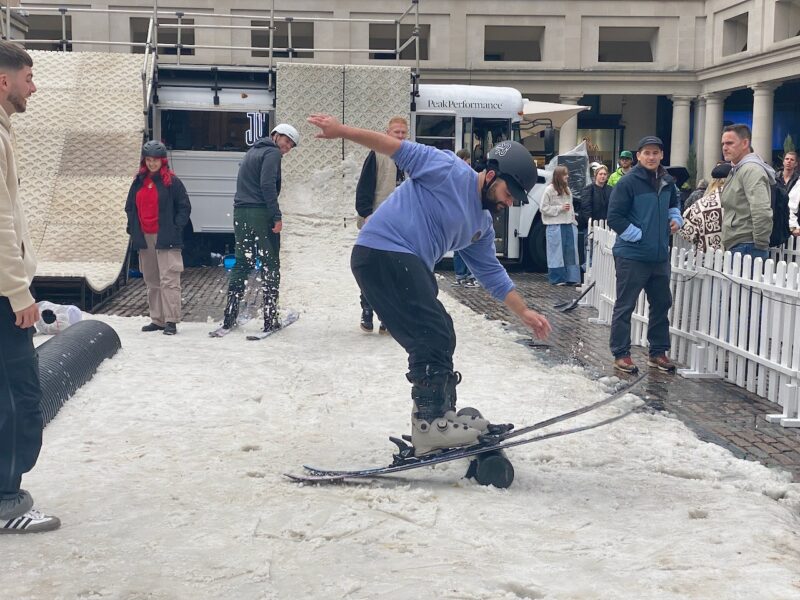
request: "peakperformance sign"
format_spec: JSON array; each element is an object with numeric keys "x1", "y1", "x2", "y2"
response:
[{"x1": 426, "y1": 99, "x2": 505, "y2": 110}]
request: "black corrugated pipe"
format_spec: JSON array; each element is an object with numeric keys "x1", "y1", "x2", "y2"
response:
[{"x1": 37, "y1": 320, "x2": 122, "y2": 426}]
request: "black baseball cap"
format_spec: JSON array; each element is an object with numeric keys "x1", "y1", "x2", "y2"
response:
[
  {"x1": 637, "y1": 136, "x2": 664, "y2": 151},
  {"x1": 711, "y1": 162, "x2": 733, "y2": 179}
]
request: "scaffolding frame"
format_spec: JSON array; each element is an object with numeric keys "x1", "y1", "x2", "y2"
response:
[{"x1": 1, "y1": 1, "x2": 423, "y2": 132}]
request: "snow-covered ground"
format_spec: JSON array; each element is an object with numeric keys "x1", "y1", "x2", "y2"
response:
[{"x1": 8, "y1": 172, "x2": 800, "y2": 600}]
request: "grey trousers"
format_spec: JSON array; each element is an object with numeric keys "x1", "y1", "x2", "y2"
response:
[
  {"x1": 139, "y1": 233, "x2": 184, "y2": 325},
  {"x1": 609, "y1": 256, "x2": 672, "y2": 359}
]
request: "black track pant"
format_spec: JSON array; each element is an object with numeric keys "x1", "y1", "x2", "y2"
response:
[
  {"x1": 0, "y1": 297, "x2": 43, "y2": 499},
  {"x1": 351, "y1": 245, "x2": 455, "y2": 381}
]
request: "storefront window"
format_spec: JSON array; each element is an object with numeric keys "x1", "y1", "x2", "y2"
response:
[{"x1": 576, "y1": 128, "x2": 621, "y2": 169}]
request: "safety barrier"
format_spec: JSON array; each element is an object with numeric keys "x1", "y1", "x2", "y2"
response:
[{"x1": 582, "y1": 222, "x2": 800, "y2": 427}]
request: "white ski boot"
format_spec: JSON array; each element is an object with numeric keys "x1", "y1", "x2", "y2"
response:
[
  {"x1": 411, "y1": 403, "x2": 481, "y2": 456},
  {"x1": 444, "y1": 407, "x2": 491, "y2": 433},
  {"x1": 409, "y1": 369, "x2": 481, "y2": 455}
]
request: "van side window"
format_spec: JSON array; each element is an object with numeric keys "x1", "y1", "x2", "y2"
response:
[
  {"x1": 415, "y1": 115, "x2": 455, "y2": 151},
  {"x1": 161, "y1": 110, "x2": 268, "y2": 152}
]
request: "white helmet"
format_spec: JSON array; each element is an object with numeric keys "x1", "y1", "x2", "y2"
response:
[{"x1": 270, "y1": 123, "x2": 300, "y2": 147}]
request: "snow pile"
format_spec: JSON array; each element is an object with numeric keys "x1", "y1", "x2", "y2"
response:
[{"x1": 6, "y1": 174, "x2": 800, "y2": 600}]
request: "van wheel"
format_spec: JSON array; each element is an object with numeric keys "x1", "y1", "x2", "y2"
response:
[{"x1": 524, "y1": 217, "x2": 548, "y2": 273}]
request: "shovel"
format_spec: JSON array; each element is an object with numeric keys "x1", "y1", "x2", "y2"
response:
[{"x1": 553, "y1": 281, "x2": 596, "y2": 312}]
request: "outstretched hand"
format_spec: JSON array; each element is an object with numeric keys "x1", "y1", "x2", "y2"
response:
[
  {"x1": 520, "y1": 308, "x2": 552, "y2": 340},
  {"x1": 307, "y1": 114, "x2": 344, "y2": 140}
]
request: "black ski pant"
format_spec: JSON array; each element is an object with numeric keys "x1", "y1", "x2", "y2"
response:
[
  {"x1": 609, "y1": 256, "x2": 672, "y2": 359},
  {"x1": 0, "y1": 296, "x2": 43, "y2": 500},
  {"x1": 351, "y1": 245, "x2": 455, "y2": 382}
]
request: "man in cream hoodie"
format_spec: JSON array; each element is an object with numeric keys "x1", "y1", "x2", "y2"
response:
[{"x1": 0, "y1": 42, "x2": 60, "y2": 534}]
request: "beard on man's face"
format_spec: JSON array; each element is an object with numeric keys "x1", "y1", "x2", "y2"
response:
[
  {"x1": 481, "y1": 181, "x2": 506, "y2": 215},
  {"x1": 8, "y1": 90, "x2": 27, "y2": 114}
]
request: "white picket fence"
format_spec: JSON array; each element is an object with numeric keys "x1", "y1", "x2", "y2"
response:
[{"x1": 582, "y1": 222, "x2": 800, "y2": 427}]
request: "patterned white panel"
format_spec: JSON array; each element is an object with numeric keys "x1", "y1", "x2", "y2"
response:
[
  {"x1": 27, "y1": 50, "x2": 80, "y2": 89},
  {"x1": 11, "y1": 51, "x2": 145, "y2": 292},
  {"x1": 343, "y1": 65, "x2": 410, "y2": 166},
  {"x1": 276, "y1": 62, "x2": 344, "y2": 186},
  {"x1": 38, "y1": 222, "x2": 127, "y2": 264},
  {"x1": 48, "y1": 176, "x2": 132, "y2": 225},
  {"x1": 36, "y1": 261, "x2": 124, "y2": 292}
]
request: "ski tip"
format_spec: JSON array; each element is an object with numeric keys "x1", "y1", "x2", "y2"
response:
[{"x1": 284, "y1": 472, "x2": 343, "y2": 484}]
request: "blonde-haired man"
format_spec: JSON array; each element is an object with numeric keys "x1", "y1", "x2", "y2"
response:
[
  {"x1": 0, "y1": 41, "x2": 60, "y2": 534},
  {"x1": 354, "y1": 116, "x2": 408, "y2": 333}
]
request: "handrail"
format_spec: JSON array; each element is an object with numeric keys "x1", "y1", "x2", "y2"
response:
[
  {"x1": 1, "y1": 0, "x2": 423, "y2": 124},
  {"x1": 141, "y1": 17, "x2": 154, "y2": 135},
  {"x1": 2, "y1": 3, "x2": 421, "y2": 62}
]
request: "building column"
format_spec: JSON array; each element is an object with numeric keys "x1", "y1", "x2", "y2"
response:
[
  {"x1": 750, "y1": 82, "x2": 778, "y2": 163},
  {"x1": 669, "y1": 96, "x2": 693, "y2": 167},
  {"x1": 694, "y1": 97, "x2": 706, "y2": 179},
  {"x1": 702, "y1": 92, "x2": 727, "y2": 180},
  {"x1": 558, "y1": 94, "x2": 583, "y2": 154}
]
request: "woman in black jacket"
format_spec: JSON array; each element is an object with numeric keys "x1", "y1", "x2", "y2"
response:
[
  {"x1": 578, "y1": 165, "x2": 612, "y2": 228},
  {"x1": 577, "y1": 165, "x2": 612, "y2": 270},
  {"x1": 124, "y1": 141, "x2": 191, "y2": 335}
]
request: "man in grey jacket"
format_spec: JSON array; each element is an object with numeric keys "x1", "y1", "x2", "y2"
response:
[
  {"x1": 720, "y1": 123, "x2": 774, "y2": 261},
  {"x1": 211, "y1": 124, "x2": 299, "y2": 336}
]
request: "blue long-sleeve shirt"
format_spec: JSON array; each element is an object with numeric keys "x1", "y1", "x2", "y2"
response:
[{"x1": 356, "y1": 140, "x2": 515, "y2": 301}]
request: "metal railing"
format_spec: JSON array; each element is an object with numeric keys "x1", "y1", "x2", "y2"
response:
[
  {"x1": 1, "y1": 1, "x2": 422, "y2": 136},
  {"x1": 1, "y1": 2, "x2": 422, "y2": 71}
]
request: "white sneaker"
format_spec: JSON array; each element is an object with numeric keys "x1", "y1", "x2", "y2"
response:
[{"x1": 1, "y1": 509, "x2": 61, "y2": 534}]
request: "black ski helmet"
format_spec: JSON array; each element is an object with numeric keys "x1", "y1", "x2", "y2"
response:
[
  {"x1": 486, "y1": 141, "x2": 537, "y2": 205},
  {"x1": 142, "y1": 140, "x2": 167, "y2": 158}
]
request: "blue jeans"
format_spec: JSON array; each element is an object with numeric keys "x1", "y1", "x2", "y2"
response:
[
  {"x1": 453, "y1": 251, "x2": 471, "y2": 280},
  {"x1": 728, "y1": 243, "x2": 768, "y2": 262}
]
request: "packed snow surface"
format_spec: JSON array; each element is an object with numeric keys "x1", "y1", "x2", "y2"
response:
[{"x1": 8, "y1": 171, "x2": 800, "y2": 600}]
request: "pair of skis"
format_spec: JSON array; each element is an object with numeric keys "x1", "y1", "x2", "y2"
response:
[
  {"x1": 285, "y1": 373, "x2": 646, "y2": 483},
  {"x1": 208, "y1": 310, "x2": 300, "y2": 340}
]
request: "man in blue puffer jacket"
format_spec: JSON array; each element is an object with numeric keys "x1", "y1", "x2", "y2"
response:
[{"x1": 606, "y1": 136, "x2": 683, "y2": 374}]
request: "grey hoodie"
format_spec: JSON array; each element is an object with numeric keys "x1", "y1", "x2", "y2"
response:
[
  {"x1": 730, "y1": 152, "x2": 777, "y2": 184},
  {"x1": 233, "y1": 136, "x2": 282, "y2": 220}
]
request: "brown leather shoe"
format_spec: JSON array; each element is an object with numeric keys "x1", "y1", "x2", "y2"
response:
[
  {"x1": 613, "y1": 356, "x2": 639, "y2": 374},
  {"x1": 647, "y1": 354, "x2": 676, "y2": 373}
]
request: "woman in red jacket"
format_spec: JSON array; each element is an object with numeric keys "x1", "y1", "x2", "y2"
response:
[{"x1": 125, "y1": 141, "x2": 191, "y2": 335}]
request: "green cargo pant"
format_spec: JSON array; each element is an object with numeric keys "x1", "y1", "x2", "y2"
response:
[{"x1": 223, "y1": 206, "x2": 281, "y2": 329}]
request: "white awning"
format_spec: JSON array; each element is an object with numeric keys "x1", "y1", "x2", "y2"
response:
[{"x1": 518, "y1": 101, "x2": 590, "y2": 137}]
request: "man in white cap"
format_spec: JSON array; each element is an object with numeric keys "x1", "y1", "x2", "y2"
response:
[{"x1": 211, "y1": 123, "x2": 299, "y2": 336}]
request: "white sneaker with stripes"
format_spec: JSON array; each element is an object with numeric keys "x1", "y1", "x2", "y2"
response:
[{"x1": 1, "y1": 509, "x2": 61, "y2": 534}]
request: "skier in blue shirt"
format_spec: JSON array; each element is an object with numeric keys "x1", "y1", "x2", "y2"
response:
[{"x1": 308, "y1": 114, "x2": 552, "y2": 455}]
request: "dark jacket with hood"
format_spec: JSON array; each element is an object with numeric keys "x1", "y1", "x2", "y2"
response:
[
  {"x1": 607, "y1": 163, "x2": 681, "y2": 263},
  {"x1": 125, "y1": 171, "x2": 191, "y2": 251},
  {"x1": 233, "y1": 136, "x2": 282, "y2": 220},
  {"x1": 577, "y1": 182, "x2": 612, "y2": 229}
]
